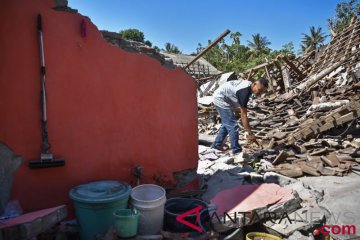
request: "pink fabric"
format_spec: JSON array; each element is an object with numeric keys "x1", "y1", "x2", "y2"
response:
[
  {"x1": 0, "y1": 205, "x2": 65, "y2": 228},
  {"x1": 210, "y1": 184, "x2": 293, "y2": 214}
]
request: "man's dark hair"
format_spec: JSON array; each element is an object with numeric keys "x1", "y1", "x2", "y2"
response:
[{"x1": 258, "y1": 78, "x2": 269, "y2": 88}]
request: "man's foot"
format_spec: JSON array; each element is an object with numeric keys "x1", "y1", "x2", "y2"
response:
[{"x1": 211, "y1": 145, "x2": 230, "y2": 152}]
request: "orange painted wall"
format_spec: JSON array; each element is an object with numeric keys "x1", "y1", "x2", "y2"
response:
[{"x1": 0, "y1": 0, "x2": 198, "y2": 212}]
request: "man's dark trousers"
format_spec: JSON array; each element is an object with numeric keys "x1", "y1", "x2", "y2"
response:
[{"x1": 211, "y1": 105, "x2": 242, "y2": 154}]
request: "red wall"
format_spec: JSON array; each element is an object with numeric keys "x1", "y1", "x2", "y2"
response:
[{"x1": 0, "y1": 0, "x2": 198, "y2": 212}]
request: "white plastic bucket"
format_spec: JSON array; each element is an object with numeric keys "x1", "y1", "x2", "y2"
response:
[{"x1": 130, "y1": 184, "x2": 166, "y2": 235}]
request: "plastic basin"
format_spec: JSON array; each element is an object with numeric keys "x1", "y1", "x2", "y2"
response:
[{"x1": 69, "y1": 180, "x2": 131, "y2": 240}]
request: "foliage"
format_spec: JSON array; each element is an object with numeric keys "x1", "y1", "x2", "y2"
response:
[
  {"x1": 197, "y1": 32, "x2": 295, "y2": 74},
  {"x1": 230, "y1": 31, "x2": 242, "y2": 45},
  {"x1": 144, "y1": 40, "x2": 152, "y2": 47},
  {"x1": 281, "y1": 42, "x2": 295, "y2": 55},
  {"x1": 247, "y1": 33, "x2": 271, "y2": 56},
  {"x1": 163, "y1": 42, "x2": 182, "y2": 54},
  {"x1": 192, "y1": 2, "x2": 353, "y2": 74},
  {"x1": 328, "y1": 0, "x2": 360, "y2": 34},
  {"x1": 119, "y1": 28, "x2": 145, "y2": 43},
  {"x1": 269, "y1": 42, "x2": 295, "y2": 58},
  {"x1": 153, "y1": 46, "x2": 161, "y2": 53},
  {"x1": 119, "y1": 28, "x2": 160, "y2": 50},
  {"x1": 116, "y1": 2, "x2": 351, "y2": 75},
  {"x1": 300, "y1": 26, "x2": 327, "y2": 54}
]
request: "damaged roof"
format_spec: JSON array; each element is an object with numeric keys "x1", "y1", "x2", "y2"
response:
[{"x1": 162, "y1": 52, "x2": 221, "y2": 76}]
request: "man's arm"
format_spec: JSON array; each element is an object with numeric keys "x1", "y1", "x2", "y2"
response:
[{"x1": 240, "y1": 107, "x2": 256, "y2": 140}]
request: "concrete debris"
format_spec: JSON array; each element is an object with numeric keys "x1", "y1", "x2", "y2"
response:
[
  {"x1": 100, "y1": 30, "x2": 174, "y2": 68},
  {"x1": 210, "y1": 183, "x2": 301, "y2": 232},
  {"x1": 211, "y1": 183, "x2": 297, "y2": 214},
  {"x1": 0, "y1": 143, "x2": 22, "y2": 215},
  {"x1": 196, "y1": 139, "x2": 359, "y2": 238},
  {"x1": 306, "y1": 100, "x2": 349, "y2": 115},
  {"x1": 198, "y1": 165, "x2": 303, "y2": 232},
  {"x1": 287, "y1": 231, "x2": 315, "y2": 240},
  {"x1": 264, "y1": 180, "x2": 324, "y2": 237},
  {"x1": 198, "y1": 96, "x2": 214, "y2": 106},
  {"x1": 300, "y1": 174, "x2": 360, "y2": 240},
  {"x1": 53, "y1": 0, "x2": 78, "y2": 13},
  {"x1": 0, "y1": 205, "x2": 67, "y2": 240}
]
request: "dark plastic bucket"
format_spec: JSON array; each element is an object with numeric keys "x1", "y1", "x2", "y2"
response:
[{"x1": 164, "y1": 198, "x2": 210, "y2": 232}]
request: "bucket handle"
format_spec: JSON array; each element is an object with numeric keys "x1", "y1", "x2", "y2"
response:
[
  {"x1": 198, "y1": 204, "x2": 217, "y2": 232},
  {"x1": 206, "y1": 204, "x2": 217, "y2": 213}
]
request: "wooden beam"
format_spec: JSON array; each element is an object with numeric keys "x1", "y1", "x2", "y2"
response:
[
  {"x1": 281, "y1": 66, "x2": 292, "y2": 92},
  {"x1": 281, "y1": 56, "x2": 305, "y2": 79},
  {"x1": 264, "y1": 65, "x2": 274, "y2": 91},
  {"x1": 184, "y1": 29, "x2": 230, "y2": 69},
  {"x1": 243, "y1": 61, "x2": 274, "y2": 74}
]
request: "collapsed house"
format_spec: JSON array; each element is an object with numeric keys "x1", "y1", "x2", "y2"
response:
[
  {"x1": 198, "y1": 17, "x2": 360, "y2": 178},
  {"x1": 196, "y1": 17, "x2": 360, "y2": 240}
]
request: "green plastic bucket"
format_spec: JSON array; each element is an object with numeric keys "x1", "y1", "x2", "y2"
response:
[
  {"x1": 114, "y1": 208, "x2": 139, "y2": 238},
  {"x1": 69, "y1": 180, "x2": 131, "y2": 240}
]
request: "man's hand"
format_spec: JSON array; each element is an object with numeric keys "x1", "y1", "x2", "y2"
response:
[
  {"x1": 240, "y1": 107, "x2": 258, "y2": 144},
  {"x1": 247, "y1": 133, "x2": 257, "y2": 142},
  {"x1": 247, "y1": 133, "x2": 260, "y2": 146}
]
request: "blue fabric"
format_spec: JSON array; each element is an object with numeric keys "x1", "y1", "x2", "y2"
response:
[{"x1": 212, "y1": 106, "x2": 242, "y2": 154}]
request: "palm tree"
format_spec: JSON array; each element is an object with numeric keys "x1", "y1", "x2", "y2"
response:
[
  {"x1": 300, "y1": 26, "x2": 327, "y2": 54},
  {"x1": 230, "y1": 31, "x2": 242, "y2": 45},
  {"x1": 247, "y1": 33, "x2": 271, "y2": 53}
]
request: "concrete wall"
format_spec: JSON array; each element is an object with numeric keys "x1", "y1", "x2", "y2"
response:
[{"x1": 0, "y1": 0, "x2": 198, "y2": 212}]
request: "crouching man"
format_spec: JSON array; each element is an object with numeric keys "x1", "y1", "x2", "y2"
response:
[{"x1": 211, "y1": 78, "x2": 269, "y2": 155}]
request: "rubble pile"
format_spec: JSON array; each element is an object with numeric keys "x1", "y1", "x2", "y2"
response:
[
  {"x1": 100, "y1": 30, "x2": 177, "y2": 68},
  {"x1": 240, "y1": 51, "x2": 314, "y2": 93},
  {"x1": 198, "y1": 17, "x2": 360, "y2": 178}
]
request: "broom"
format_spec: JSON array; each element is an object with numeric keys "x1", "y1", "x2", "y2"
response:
[{"x1": 29, "y1": 14, "x2": 65, "y2": 169}]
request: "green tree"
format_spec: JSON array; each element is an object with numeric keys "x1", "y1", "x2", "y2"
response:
[
  {"x1": 230, "y1": 31, "x2": 242, "y2": 45},
  {"x1": 196, "y1": 43, "x2": 204, "y2": 54},
  {"x1": 153, "y1": 46, "x2": 161, "y2": 53},
  {"x1": 269, "y1": 42, "x2": 296, "y2": 59},
  {"x1": 202, "y1": 40, "x2": 225, "y2": 70},
  {"x1": 199, "y1": 32, "x2": 272, "y2": 73},
  {"x1": 119, "y1": 28, "x2": 145, "y2": 43},
  {"x1": 328, "y1": 0, "x2": 360, "y2": 35},
  {"x1": 199, "y1": 32, "x2": 296, "y2": 74},
  {"x1": 300, "y1": 26, "x2": 327, "y2": 54},
  {"x1": 144, "y1": 40, "x2": 152, "y2": 47},
  {"x1": 247, "y1": 33, "x2": 271, "y2": 55},
  {"x1": 164, "y1": 42, "x2": 181, "y2": 54},
  {"x1": 281, "y1": 42, "x2": 295, "y2": 55}
]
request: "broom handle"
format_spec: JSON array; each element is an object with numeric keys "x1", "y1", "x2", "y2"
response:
[
  {"x1": 38, "y1": 14, "x2": 47, "y2": 122},
  {"x1": 38, "y1": 14, "x2": 51, "y2": 153}
]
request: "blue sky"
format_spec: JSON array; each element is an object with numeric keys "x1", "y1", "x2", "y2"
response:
[{"x1": 68, "y1": 0, "x2": 343, "y2": 54}]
